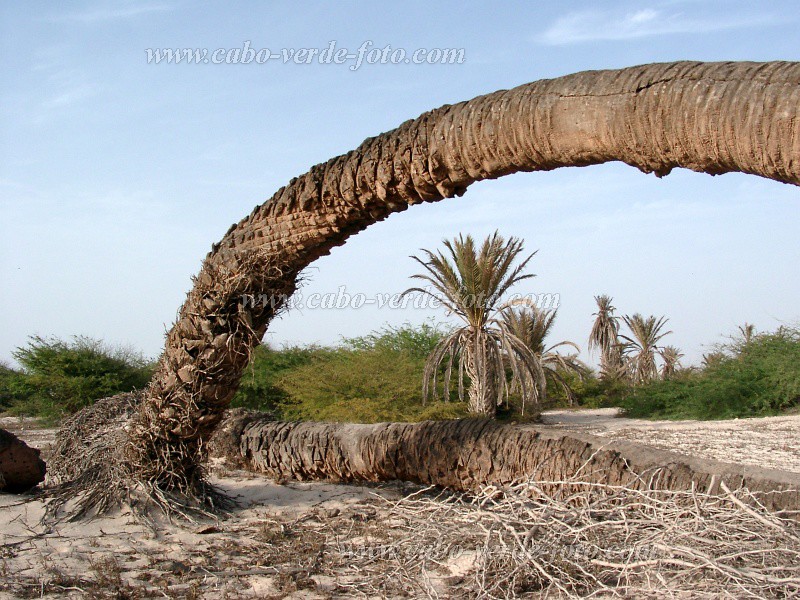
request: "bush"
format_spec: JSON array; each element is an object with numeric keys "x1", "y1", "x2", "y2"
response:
[
  {"x1": 572, "y1": 375, "x2": 630, "y2": 409},
  {"x1": 620, "y1": 326, "x2": 800, "y2": 420},
  {"x1": 231, "y1": 344, "x2": 325, "y2": 413},
  {"x1": 234, "y1": 322, "x2": 469, "y2": 423},
  {"x1": 0, "y1": 362, "x2": 24, "y2": 412},
  {"x1": 2, "y1": 336, "x2": 153, "y2": 420},
  {"x1": 343, "y1": 321, "x2": 446, "y2": 360},
  {"x1": 277, "y1": 345, "x2": 467, "y2": 422}
]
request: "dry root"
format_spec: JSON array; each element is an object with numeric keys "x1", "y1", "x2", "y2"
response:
[{"x1": 44, "y1": 393, "x2": 231, "y2": 524}]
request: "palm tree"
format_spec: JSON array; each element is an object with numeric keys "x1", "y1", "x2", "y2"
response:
[
  {"x1": 738, "y1": 323, "x2": 757, "y2": 344},
  {"x1": 502, "y1": 306, "x2": 587, "y2": 407},
  {"x1": 404, "y1": 232, "x2": 541, "y2": 416},
  {"x1": 659, "y1": 345, "x2": 684, "y2": 379},
  {"x1": 47, "y1": 62, "x2": 798, "y2": 518},
  {"x1": 588, "y1": 295, "x2": 624, "y2": 380},
  {"x1": 702, "y1": 351, "x2": 725, "y2": 369},
  {"x1": 730, "y1": 322, "x2": 759, "y2": 354},
  {"x1": 231, "y1": 417, "x2": 793, "y2": 500},
  {"x1": 620, "y1": 314, "x2": 673, "y2": 384}
]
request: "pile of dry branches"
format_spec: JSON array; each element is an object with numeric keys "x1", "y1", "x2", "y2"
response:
[{"x1": 327, "y1": 473, "x2": 800, "y2": 598}]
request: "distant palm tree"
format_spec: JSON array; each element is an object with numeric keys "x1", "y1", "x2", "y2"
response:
[
  {"x1": 404, "y1": 232, "x2": 540, "y2": 416},
  {"x1": 588, "y1": 295, "x2": 624, "y2": 380},
  {"x1": 738, "y1": 322, "x2": 756, "y2": 343},
  {"x1": 659, "y1": 345, "x2": 684, "y2": 379},
  {"x1": 502, "y1": 306, "x2": 586, "y2": 408},
  {"x1": 702, "y1": 351, "x2": 725, "y2": 369},
  {"x1": 620, "y1": 313, "x2": 672, "y2": 384}
]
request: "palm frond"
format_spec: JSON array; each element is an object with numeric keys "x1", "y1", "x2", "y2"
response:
[{"x1": 620, "y1": 313, "x2": 673, "y2": 384}]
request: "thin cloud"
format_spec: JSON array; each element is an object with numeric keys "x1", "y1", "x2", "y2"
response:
[
  {"x1": 40, "y1": 84, "x2": 99, "y2": 110},
  {"x1": 537, "y1": 8, "x2": 779, "y2": 45},
  {"x1": 49, "y1": 3, "x2": 172, "y2": 24}
]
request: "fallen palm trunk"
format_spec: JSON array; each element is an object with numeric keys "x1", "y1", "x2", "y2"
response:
[{"x1": 220, "y1": 416, "x2": 800, "y2": 514}]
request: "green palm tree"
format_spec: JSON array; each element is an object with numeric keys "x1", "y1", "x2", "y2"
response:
[
  {"x1": 659, "y1": 345, "x2": 684, "y2": 379},
  {"x1": 404, "y1": 232, "x2": 539, "y2": 416},
  {"x1": 588, "y1": 295, "x2": 624, "y2": 380},
  {"x1": 502, "y1": 306, "x2": 586, "y2": 408},
  {"x1": 620, "y1": 313, "x2": 672, "y2": 384}
]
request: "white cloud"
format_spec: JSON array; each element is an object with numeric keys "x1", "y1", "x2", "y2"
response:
[{"x1": 537, "y1": 7, "x2": 779, "y2": 45}]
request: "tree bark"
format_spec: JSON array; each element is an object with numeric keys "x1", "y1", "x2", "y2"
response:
[
  {"x1": 0, "y1": 429, "x2": 46, "y2": 493},
  {"x1": 464, "y1": 335, "x2": 498, "y2": 416},
  {"x1": 221, "y1": 417, "x2": 800, "y2": 514},
  {"x1": 127, "y1": 61, "x2": 800, "y2": 494}
]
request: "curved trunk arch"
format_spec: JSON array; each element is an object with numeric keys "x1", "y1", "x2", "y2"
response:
[{"x1": 124, "y1": 61, "x2": 799, "y2": 494}]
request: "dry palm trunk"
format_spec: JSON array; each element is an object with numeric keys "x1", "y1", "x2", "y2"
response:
[
  {"x1": 463, "y1": 331, "x2": 499, "y2": 416},
  {"x1": 66, "y1": 61, "x2": 800, "y2": 506},
  {"x1": 225, "y1": 416, "x2": 800, "y2": 514}
]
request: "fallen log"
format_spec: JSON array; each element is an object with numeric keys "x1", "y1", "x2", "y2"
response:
[
  {"x1": 0, "y1": 428, "x2": 46, "y2": 493},
  {"x1": 215, "y1": 415, "x2": 800, "y2": 515}
]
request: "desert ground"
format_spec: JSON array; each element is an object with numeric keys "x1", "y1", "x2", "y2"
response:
[
  {"x1": 540, "y1": 408, "x2": 800, "y2": 474},
  {"x1": 1, "y1": 410, "x2": 798, "y2": 598}
]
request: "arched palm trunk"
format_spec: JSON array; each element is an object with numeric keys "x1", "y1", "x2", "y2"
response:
[{"x1": 126, "y1": 61, "x2": 799, "y2": 496}]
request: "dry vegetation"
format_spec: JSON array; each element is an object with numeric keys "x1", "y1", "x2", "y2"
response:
[
  {"x1": 3, "y1": 411, "x2": 800, "y2": 598},
  {"x1": 2, "y1": 466, "x2": 799, "y2": 599}
]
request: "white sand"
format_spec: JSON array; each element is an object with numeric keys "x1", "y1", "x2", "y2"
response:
[
  {"x1": 541, "y1": 408, "x2": 800, "y2": 473},
  {"x1": 1, "y1": 471, "x2": 406, "y2": 598}
]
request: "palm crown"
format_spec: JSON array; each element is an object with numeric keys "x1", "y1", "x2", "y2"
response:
[
  {"x1": 501, "y1": 306, "x2": 585, "y2": 406},
  {"x1": 405, "y1": 232, "x2": 541, "y2": 416},
  {"x1": 620, "y1": 313, "x2": 672, "y2": 384}
]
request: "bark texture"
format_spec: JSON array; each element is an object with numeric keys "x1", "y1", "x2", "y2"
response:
[
  {"x1": 125, "y1": 61, "x2": 800, "y2": 493},
  {"x1": 464, "y1": 339, "x2": 499, "y2": 416},
  {"x1": 226, "y1": 417, "x2": 800, "y2": 514}
]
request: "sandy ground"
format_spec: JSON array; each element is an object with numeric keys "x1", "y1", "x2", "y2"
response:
[
  {"x1": 1, "y1": 469, "x2": 414, "y2": 599},
  {"x1": 2, "y1": 410, "x2": 799, "y2": 597},
  {"x1": 0, "y1": 417, "x2": 428, "y2": 598},
  {"x1": 541, "y1": 408, "x2": 800, "y2": 474}
]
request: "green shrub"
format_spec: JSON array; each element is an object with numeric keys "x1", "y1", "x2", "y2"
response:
[
  {"x1": 2, "y1": 336, "x2": 153, "y2": 420},
  {"x1": 231, "y1": 344, "x2": 325, "y2": 413},
  {"x1": 234, "y1": 321, "x2": 468, "y2": 423},
  {"x1": 343, "y1": 321, "x2": 447, "y2": 360},
  {"x1": 277, "y1": 344, "x2": 468, "y2": 422},
  {"x1": 573, "y1": 374, "x2": 631, "y2": 409},
  {"x1": 620, "y1": 326, "x2": 800, "y2": 420},
  {"x1": 0, "y1": 362, "x2": 25, "y2": 411}
]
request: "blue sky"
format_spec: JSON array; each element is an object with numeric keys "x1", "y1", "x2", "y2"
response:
[{"x1": 1, "y1": 1, "x2": 798, "y2": 368}]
